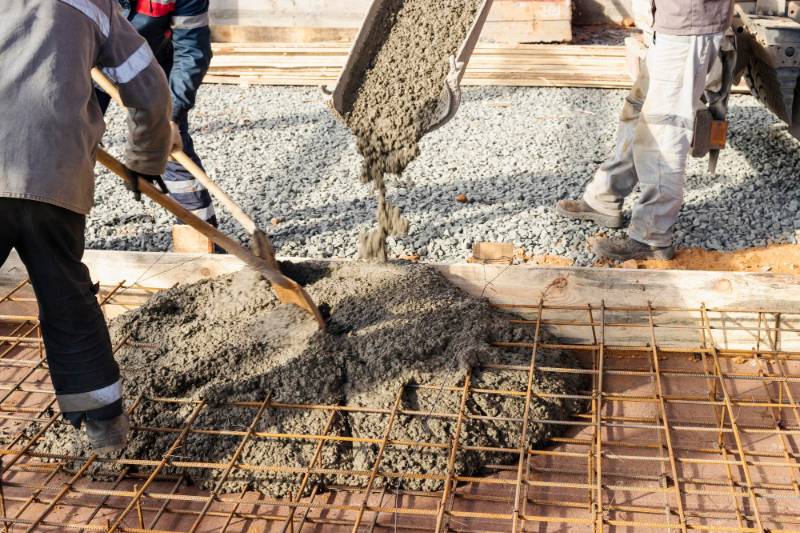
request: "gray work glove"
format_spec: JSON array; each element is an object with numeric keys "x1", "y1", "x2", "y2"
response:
[{"x1": 124, "y1": 167, "x2": 168, "y2": 202}]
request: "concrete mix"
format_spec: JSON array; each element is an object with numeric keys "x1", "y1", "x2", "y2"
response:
[
  {"x1": 36, "y1": 262, "x2": 583, "y2": 496},
  {"x1": 344, "y1": 0, "x2": 483, "y2": 261}
]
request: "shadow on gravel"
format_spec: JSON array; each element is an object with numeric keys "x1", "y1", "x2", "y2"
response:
[{"x1": 197, "y1": 106, "x2": 333, "y2": 137}]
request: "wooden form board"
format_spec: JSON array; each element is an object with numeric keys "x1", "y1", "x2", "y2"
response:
[
  {"x1": 205, "y1": 42, "x2": 752, "y2": 92},
  {"x1": 206, "y1": 42, "x2": 633, "y2": 89},
  {"x1": 3, "y1": 250, "x2": 800, "y2": 351},
  {"x1": 210, "y1": 0, "x2": 572, "y2": 44},
  {"x1": 482, "y1": 0, "x2": 572, "y2": 43}
]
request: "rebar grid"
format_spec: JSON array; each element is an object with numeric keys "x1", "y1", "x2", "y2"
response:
[{"x1": 0, "y1": 279, "x2": 799, "y2": 531}]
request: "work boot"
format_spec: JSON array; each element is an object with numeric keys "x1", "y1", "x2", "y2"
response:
[
  {"x1": 556, "y1": 199, "x2": 623, "y2": 229},
  {"x1": 592, "y1": 236, "x2": 674, "y2": 261},
  {"x1": 85, "y1": 413, "x2": 130, "y2": 455}
]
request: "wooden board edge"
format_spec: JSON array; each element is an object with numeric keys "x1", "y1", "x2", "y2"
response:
[{"x1": 3, "y1": 250, "x2": 800, "y2": 312}]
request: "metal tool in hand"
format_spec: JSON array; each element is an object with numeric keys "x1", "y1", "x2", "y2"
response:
[{"x1": 692, "y1": 34, "x2": 737, "y2": 175}]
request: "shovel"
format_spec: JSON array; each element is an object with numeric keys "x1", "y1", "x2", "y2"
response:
[
  {"x1": 91, "y1": 69, "x2": 280, "y2": 271},
  {"x1": 91, "y1": 99, "x2": 325, "y2": 330},
  {"x1": 97, "y1": 148, "x2": 325, "y2": 329}
]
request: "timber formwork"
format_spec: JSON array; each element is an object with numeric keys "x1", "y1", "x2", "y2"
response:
[{"x1": 0, "y1": 278, "x2": 799, "y2": 532}]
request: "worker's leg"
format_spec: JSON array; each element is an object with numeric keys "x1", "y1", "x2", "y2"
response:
[
  {"x1": 162, "y1": 116, "x2": 218, "y2": 227},
  {"x1": 0, "y1": 204, "x2": 14, "y2": 268},
  {"x1": 582, "y1": 55, "x2": 650, "y2": 216},
  {"x1": 627, "y1": 33, "x2": 724, "y2": 247},
  {"x1": 8, "y1": 199, "x2": 128, "y2": 449}
]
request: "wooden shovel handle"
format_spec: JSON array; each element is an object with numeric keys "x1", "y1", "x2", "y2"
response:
[
  {"x1": 91, "y1": 69, "x2": 259, "y2": 234},
  {"x1": 97, "y1": 148, "x2": 326, "y2": 329},
  {"x1": 96, "y1": 149, "x2": 278, "y2": 282}
]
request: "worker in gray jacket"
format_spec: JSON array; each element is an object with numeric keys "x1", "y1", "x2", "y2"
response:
[
  {"x1": 0, "y1": 0, "x2": 173, "y2": 451},
  {"x1": 556, "y1": 0, "x2": 734, "y2": 260}
]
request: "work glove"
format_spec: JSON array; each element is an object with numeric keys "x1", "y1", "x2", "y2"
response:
[
  {"x1": 124, "y1": 167, "x2": 168, "y2": 202},
  {"x1": 169, "y1": 121, "x2": 183, "y2": 153}
]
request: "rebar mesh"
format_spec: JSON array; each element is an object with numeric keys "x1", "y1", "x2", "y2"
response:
[{"x1": 0, "y1": 278, "x2": 799, "y2": 532}]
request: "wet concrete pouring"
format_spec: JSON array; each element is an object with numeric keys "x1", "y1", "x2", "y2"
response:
[
  {"x1": 343, "y1": 0, "x2": 483, "y2": 260},
  {"x1": 36, "y1": 261, "x2": 583, "y2": 497}
]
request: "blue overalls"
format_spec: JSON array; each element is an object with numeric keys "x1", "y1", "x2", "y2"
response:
[{"x1": 99, "y1": 0, "x2": 217, "y2": 226}]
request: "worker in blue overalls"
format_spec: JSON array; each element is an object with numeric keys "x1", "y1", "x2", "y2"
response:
[{"x1": 98, "y1": 0, "x2": 218, "y2": 228}]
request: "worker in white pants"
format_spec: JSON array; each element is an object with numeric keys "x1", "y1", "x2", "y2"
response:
[{"x1": 556, "y1": 0, "x2": 733, "y2": 261}]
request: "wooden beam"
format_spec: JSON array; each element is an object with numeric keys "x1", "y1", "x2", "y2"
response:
[
  {"x1": 0, "y1": 251, "x2": 243, "y2": 290},
  {"x1": 209, "y1": 0, "x2": 572, "y2": 43},
  {"x1": 211, "y1": 25, "x2": 358, "y2": 44},
  {"x1": 203, "y1": 42, "x2": 752, "y2": 92},
  {"x1": 4, "y1": 250, "x2": 799, "y2": 309},
  {"x1": 172, "y1": 225, "x2": 215, "y2": 254},
  {"x1": 4, "y1": 250, "x2": 798, "y2": 350}
]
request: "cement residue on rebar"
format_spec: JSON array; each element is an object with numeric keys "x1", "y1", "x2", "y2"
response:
[
  {"x1": 344, "y1": 0, "x2": 482, "y2": 261},
  {"x1": 36, "y1": 262, "x2": 584, "y2": 496}
]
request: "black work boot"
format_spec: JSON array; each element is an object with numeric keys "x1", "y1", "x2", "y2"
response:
[
  {"x1": 593, "y1": 236, "x2": 675, "y2": 261},
  {"x1": 85, "y1": 413, "x2": 130, "y2": 455},
  {"x1": 556, "y1": 199, "x2": 623, "y2": 229}
]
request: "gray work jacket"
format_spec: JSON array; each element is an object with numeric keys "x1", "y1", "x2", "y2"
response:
[
  {"x1": 634, "y1": 0, "x2": 734, "y2": 36},
  {"x1": 0, "y1": 0, "x2": 172, "y2": 215}
]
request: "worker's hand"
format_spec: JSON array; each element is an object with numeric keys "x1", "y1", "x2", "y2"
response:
[
  {"x1": 124, "y1": 167, "x2": 168, "y2": 202},
  {"x1": 169, "y1": 121, "x2": 183, "y2": 154}
]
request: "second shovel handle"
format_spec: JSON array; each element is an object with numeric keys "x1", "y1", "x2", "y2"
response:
[
  {"x1": 96, "y1": 148, "x2": 291, "y2": 291},
  {"x1": 91, "y1": 68, "x2": 259, "y2": 234}
]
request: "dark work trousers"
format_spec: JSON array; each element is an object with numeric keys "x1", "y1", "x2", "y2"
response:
[
  {"x1": 0, "y1": 199, "x2": 123, "y2": 427},
  {"x1": 96, "y1": 91, "x2": 218, "y2": 227}
]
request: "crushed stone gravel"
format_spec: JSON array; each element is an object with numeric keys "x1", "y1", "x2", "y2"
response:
[{"x1": 90, "y1": 85, "x2": 800, "y2": 266}]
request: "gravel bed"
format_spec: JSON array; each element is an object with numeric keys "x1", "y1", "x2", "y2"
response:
[{"x1": 91, "y1": 85, "x2": 800, "y2": 266}]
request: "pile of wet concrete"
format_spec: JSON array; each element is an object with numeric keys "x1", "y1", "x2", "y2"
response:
[{"x1": 37, "y1": 261, "x2": 583, "y2": 497}]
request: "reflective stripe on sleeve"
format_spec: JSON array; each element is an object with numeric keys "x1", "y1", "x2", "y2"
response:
[
  {"x1": 172, "y1": 13, "x2": 210, "y2": 30},
  {"x1": 57, "y1": 0, "x2": 111, "y2": 36},
  {"x1": 57, "y1": 380, "x2": 122, "y2": 413},
  {"x1": 102, "y1": 43, "x2": 154, "y2": 84}
]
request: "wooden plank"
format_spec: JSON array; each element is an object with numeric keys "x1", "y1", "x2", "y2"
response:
[
  {"x1": 3, "y1": 250, "x2": 799, "y2": 350},
  {"x1": 209, "y1": 0, "x2": 372, "y2": 28},
  {"x1": 471, "y1": 242, "x2": 515, "y2": 263},
  {"x1": 483, "y1": 0, "x2": 572, "y2": 42},
  {"x1": 209, "y1": 0, "x2": 572, "y2": 44},
  {"x1": 0, "y1": 250, "x2": 243, "y2": 290},
  {"x1": 5, "y1": 251, "x2": 799, "y2": 311},
  {"x1": 172, "y1": 225, "x2": 214, "y2": 254},
  {"x1": 437, "y1": 262, "x2": 800, "y2": 311},
  {"x1": 487, "y1": 0, "x2": 572, "y2": 21},
  {"x1": 437, "y1": 263, "x2": 800, "y2": 350},
  {"x1": 211, "y1": 26, "x2": 358, "y2": 44},
  {"x1": 203, "y1": 42, "x2": 753, "y2": 91}
]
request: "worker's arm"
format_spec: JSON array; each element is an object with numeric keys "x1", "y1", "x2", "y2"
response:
[
  {"x1": 169, "y1": 0, "x2": 213, "y2": 123},
  {"x1": 96, "y1": 1, "x2": 172, "y2": 177}
]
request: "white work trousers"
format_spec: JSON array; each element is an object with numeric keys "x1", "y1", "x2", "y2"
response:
[{"x1": 583, "y1": 32, "x2": 724, "y2": 247}]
